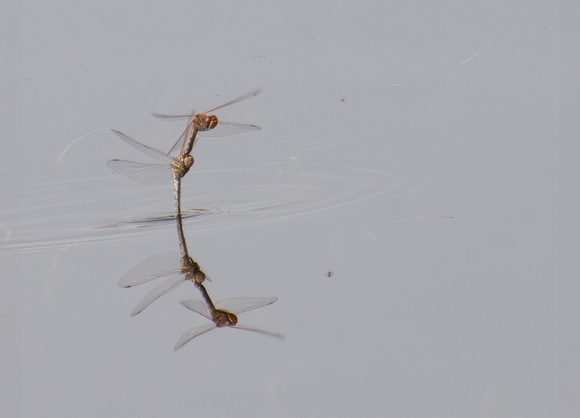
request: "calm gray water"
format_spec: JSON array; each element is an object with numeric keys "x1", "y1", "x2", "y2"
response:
[{"x1": 2, "y1": 2, "x2": 566, "y2": 417}]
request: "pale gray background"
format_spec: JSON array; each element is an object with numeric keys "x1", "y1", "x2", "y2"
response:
[{"x1": 1, "y1": 1, "x2": 575, "y2": 417}]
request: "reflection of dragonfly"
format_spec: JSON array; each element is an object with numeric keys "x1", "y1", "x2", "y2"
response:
[
  {"x1": 118, "y1": 251, "x2": 206, "y2": 316},
  {"x1": 153, "y1": 88, "x2": 262, "y2": 157},
  {"x1": 117, "y1": 183, "x2": 203, "y2": 316},
  {"x1": 174, "y1": 282, "x2": 283, "y2": 350}
]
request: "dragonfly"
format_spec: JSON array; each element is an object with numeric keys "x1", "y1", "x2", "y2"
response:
[
  {"x1": 118, "y1": 251, "x2": 206, "y2": 317},
  {"x1": 174, "y1": 281, "x2": 284, "y2": 350},
  {"x1": 153, "y1": 87, "x2": 262, "y2": 156}
]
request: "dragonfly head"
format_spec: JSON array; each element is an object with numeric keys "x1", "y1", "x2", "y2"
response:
[
  {"x1": 200, "y1": 114, "x2": 218, "y2": 131},
  {"x1": 214, "y1": 310, "x2": 238, "y2": 327}
]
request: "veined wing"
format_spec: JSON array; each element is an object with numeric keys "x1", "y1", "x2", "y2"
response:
[
  {"x1": 173, "y1": 324, "x2": 216, "y2": 350},
  {"x1": 153, "y1": 88, "x2": 262, "y2": 122},
  {"x1": 204, "y1": 88, "x2": 262, "y2": 113},
  {"x1": 111, "y1": 130, "x2": 173, "y2": 162},
  {"x1": 232, "y1": 325, "x2": 285, "y2": 340},
  {"x1": 106, "y1": 159, "x2": 173, "y2": 185},
  {"x1": 153, "y1": 115, "x2": 260, "y2": 138},
  {"x1": 215, "y1": 296, "x2": 278, "y2": 314},
  {"x1": 197, "y1": 121, "x2": 260, "y2": 138},
  {"x1": 118, "y1": 252, "x2": 181, "y2": 288},
  {"x1": 165, "y1": 119, "x2": 195, "y2": 157},
  {"x1": 130, "y1": 274, "x2": 186, "y2": 317},
  {"x1": 157, "y1": 116, "x2": 260, "y2": 155},
  {"x1": 180, "y1": 299, "x2": 213, "y2": 321}
]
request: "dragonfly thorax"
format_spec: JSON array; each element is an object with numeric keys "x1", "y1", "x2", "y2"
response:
[
  {"x1": 171, "y1": 155, "x2": 194, "y2": 177},
  {"x1": 182, "y1": 258, "x2": 206, "y2": 283}
]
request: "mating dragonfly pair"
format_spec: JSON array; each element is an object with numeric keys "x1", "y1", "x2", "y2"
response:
[
  {"x1": 107, "y1": 88, "x2": 262, "y2": 187},
  {"x1": 109, "y1": 89, "x2": 283, "y2": 350}
]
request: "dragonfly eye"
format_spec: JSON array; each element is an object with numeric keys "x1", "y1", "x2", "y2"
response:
[
  {"x1": 183, "y1": 155, "x2": 194, "y2": 169},
  {"x1": 207, "y1": 115, "x2": 218, "y2": 130},
  {"x1": 226, "y1": 313, "x2": 238, "y2": 326}
]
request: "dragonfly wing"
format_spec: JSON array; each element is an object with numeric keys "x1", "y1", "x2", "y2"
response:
[
  {"x1": 118, "y1": 252, "x2": 181, "y2": 287},
  {"x1": 151, "y1": 112, "x2": 194, "y2": 119},
  {"x1": 106, "y1": 159, "x2": 173, "y2": 185},
  {"x1": 215, "y1": 296, "x2": 278, "y2": 315},
  {"x1": 198, "y1": 121, "x2": 261, "y2": 138},
  {"x1": 232, "y1": 325, "x2": 285, "y2": 340},
  {"x1": 151, "y1": 113, "x2": 197, "y2": 156},
  {"x1": 167, "y1": 120, "x2": 197, "y2": 156},
  {"x1": 111, "y1": 130, "x2": 174, "y2": 162},
  {"x1": 129, "y1": 275, "x2": 186, "y2": 317},
  {"x1": 173, "y1": 324, "x2": 216, "y2": 350},
  {"x1": 204, "y1": 88, "x2": 262, "y2": 113},
  {"x1": 180, "y1": 299, "x2": 213, "y2": 321}
]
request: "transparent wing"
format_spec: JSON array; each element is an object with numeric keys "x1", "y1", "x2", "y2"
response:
[
  {"x1": 160, "y1": 118, "x2": 260, "y2": 154},
  {"x1": 118, "y1": 252, "x2": 181, "y2": 288},
  {"x1": 106, "y1": 159, "x2": 173, "y2": 185},
  {"x1": 111, "y1": 130, "x2": 173, "y2": 162},
  {"x1": 164, "y1": 120, "x2": 257, "y2": 155},
  {"x1": 180, "y1": 299, "x2": 213, "y2": 321},
  {"x1": 232, "y1": 325, "x2": 285, "y2": 340},
  {"x1": 151, "y1": 112, "x2": 196, "y2": 120},
  {"x1": 153, "y1": 117, "x2": 260, "y2": 139},
  {"x1": 197, "y1": 121, "x2": 261, "y2": 138},
  {"x1": 157, "y1": 88, "x2": 262, "y2": 118},
  {"x1": 204, "y1": 88, "x2": 262, "y2": 113},
  {"x1": 173, "y1": 324, "x2": 216, "y2": 351},
  {"x1": 166, "y1": 120, "x2": 196, "y2": 157},
  {"x1": 129, "y1": 275, "x2": 186, "y2": 317},
  {"x1": 215, "y1": 296, "x2": 278, "y2": 314}
]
